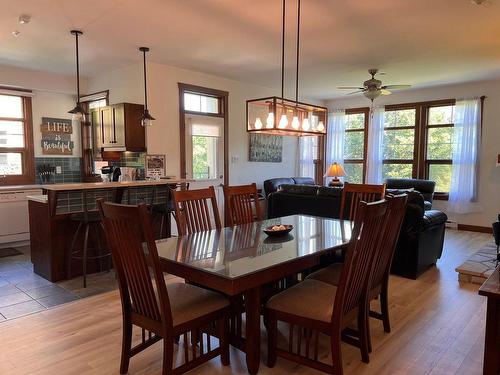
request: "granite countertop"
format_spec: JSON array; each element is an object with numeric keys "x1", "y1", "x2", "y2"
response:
[
  {"x1": 0, "y1": 185, "x2": 43, "y2": 192},
  {"x1": 40, "y1": 179, "x2": 190, "y2": 191}
]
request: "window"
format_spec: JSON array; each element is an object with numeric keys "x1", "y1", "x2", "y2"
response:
[
  {"x1": 344, "y1": 108, "x2": 368, "y2": 183},
  {"x1": 184, "y1": 93, "x2": 220, "y2": 114},
  {"x1": 179, "y1": 83, "x2": 228, "y2": 183},
  {"x1": 382, "y1": 107, "x2": 417, "y2": 180},
  {"x1": 0, "y1": 92, "x2": 34, "y2": 184},
  {"x1": 425, "y1": 105, "x2": 454, "y2": 193},
  {"x1": 344, "y1": 99, "x2": 461, "y2": 194}
]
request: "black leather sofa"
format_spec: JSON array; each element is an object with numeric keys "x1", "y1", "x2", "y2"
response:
[
  {"x1": 386, "y1": 178, "x2": 436, "y2": 210},
  {"x1": 265, "y1": 179, "x2": 447, "y2": 279},
  {"x1": 263, "y1": 177, "x2": 316, "y2": 197}
]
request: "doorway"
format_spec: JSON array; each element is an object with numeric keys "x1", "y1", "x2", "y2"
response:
[{"x1": 178, "y1": 83, "x2": 228, "y2": 220}]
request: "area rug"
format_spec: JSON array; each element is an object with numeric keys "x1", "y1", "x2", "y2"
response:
[
  {"x1": 0, "y1": 247, "x2": 23, "y2": 258},
  {"x1": 456, "y1": 243, "x2": 499, "y2": 284}
]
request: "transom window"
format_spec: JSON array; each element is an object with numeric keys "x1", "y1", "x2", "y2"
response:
[
  {"x1": 0, "y1": 92, "x2": 35, "y2": 184},
  {"x1": 184, "y1": 93, "x2": 221, "y2": 114}
]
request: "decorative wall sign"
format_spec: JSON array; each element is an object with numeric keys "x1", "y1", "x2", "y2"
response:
[
  {"x1": 248, "y1": 133, "x2": 283, "y2": 163},
  {"x1": 40, "y1": 117, "x2": 74, "y2": 155},
  {"x1": 146, "y1": 154, "x2": 166, "y2": 178}
]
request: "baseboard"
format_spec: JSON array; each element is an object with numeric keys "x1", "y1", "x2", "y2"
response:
[{"x1": 457, "y1": 224, "x2": 493, "y2": 234}]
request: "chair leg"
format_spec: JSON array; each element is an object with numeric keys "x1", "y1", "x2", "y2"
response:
[
  {"x1": 266, "y1": 311, "x2": 277, "y2": 368},
  {"x1": 218, "y1": 316, "x2": 230, "y2": 366},
  {"x1": 67, "y1": 221, "x2": 82, "y2": 280},
  {"x1": 120, "y1": 320, "x2": 132, "y2": 374},
  {"x1": 82, "y1": 223, "x2": 90, "y2": 288},
  {"x1": 380, "y1": 286, "x2": 391, "y2": 333},
  {"x1": 331, "y1": 334, "x2": 343, "y2": 375},
  {"x1": 166, "y1": 212, "x2": 172, "y2": 238},
  {"x1": 358, "y1": 306, "x2": 370, "y2": 363},
  {"x1": 366, "y1": 309, "x2": 373, "y2": 353},
  {"x1": 162, "y1": 338, "x2": 174, "y2": 375}
]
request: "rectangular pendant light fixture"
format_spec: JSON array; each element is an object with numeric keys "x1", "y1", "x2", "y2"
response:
[{"x1": 246, "y1": 0, "x2": 327, "y2": 137}]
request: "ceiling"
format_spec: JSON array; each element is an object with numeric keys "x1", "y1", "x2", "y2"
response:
[{"x1": 1, "y1": 0, "x2": 500, "y2": 99}]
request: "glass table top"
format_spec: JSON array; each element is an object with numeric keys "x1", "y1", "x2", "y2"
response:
[{"x1": 156, "y1": 215, "x2": 351, "y2": 280}]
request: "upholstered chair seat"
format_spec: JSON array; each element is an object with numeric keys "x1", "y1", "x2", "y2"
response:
[
  {"x1": 306, "y1": 263, "x2": 343, "y2": 285},
  {"x1": 168, "y1": 283, "x2": 229, "y2": 327}
]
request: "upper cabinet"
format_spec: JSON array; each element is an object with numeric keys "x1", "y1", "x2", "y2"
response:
[{"x1": 90, "y1": 103, "x2": 145, "y2": 151}]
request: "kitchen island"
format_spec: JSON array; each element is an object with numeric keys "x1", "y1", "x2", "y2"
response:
[{"x1": 28, "y1": 179, "x2": 189, "y2": 282}]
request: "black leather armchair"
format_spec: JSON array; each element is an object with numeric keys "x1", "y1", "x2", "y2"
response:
[
  {"x1": 385, "y1": 178, "x2": 436, "y2": 210},
  {"x1": 390, "y1": 191, "x2": 448, "y2": 279}
]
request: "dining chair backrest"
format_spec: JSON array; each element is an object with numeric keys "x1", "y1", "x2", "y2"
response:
[
  {"x1": 223, "y1": 183, "x2": 262, "y2": 226},
  {"x1": 370, "y1": 194, "x2": 408, "y2": 291},
  {"x1": 339, "y1": 182, "x2": 386, "y2": 221},
  {"x1": 98, "y1": 200, "x2": 172, "y2": 328},
  {"x1": 172, "y1": 186, "x2": 222, "y2": 236},
  {"x1": 332, "y1": 199, "x2": 389, "y2": 322}
]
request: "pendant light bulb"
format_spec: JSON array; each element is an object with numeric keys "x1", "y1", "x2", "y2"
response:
[
  {"x1": 254, "y1": 117, "x2": 263, "y2": 130},
  {"x1": 302, "y1": 118, "x2": 310, "y2": 131},
  {"x1": 278, "y1": 114, "x2": 288, "y2": 129},
  {"x1": 266, "y1": 112, "x2": 274, "y2": 128},
  {"x1": 317, "y1": 121, "x2": 325, "y2": 132},
  {"x1": 292, "y1": 116, "x2": 300, "y2": 130}
]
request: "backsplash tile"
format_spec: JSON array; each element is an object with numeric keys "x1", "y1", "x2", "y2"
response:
[{"x1": 35, "y1": 157, "x2": 82, "y2": 184}]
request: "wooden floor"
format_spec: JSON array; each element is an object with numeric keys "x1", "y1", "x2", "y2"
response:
[{"x1": 0, "y1": 229, "x2": 492, "y2": 375}]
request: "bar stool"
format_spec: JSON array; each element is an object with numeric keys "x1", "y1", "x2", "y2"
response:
[
  {"x1": 67, "y1": 190, "x2": 111, "y2": 288},
  {"x1": 151, "y1": 182, "x2": 189, "y2": 238}
]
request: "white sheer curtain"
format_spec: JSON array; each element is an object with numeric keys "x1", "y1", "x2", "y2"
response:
[
  {"x1": 366, "y1": 106, "x2": 385, "y2": 184},
  {"x1": 297, "y1": 136, "x2": 316, "y2": 179},
  {"x1": 448, "y1": 98, "x2": 482, "y2": 213},
  {"x1": 325, "y1": 110, "x2": 346, "y2": 184}
]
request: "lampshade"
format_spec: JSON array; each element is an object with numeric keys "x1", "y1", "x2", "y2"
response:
[{"x1": 324, "y1": 162, "x2": 346, "y2": 178}]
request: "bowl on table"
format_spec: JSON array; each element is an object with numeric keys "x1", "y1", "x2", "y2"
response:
[{"x1": 263, "y1": 224, "x2": 293, "y2": 237}]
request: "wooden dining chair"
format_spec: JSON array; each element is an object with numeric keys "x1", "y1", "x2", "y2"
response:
[
  {"x1": 97, "y1": 200, "x2": 230, "y2": 375},
  {"x1": 339, "y1": 182, "x2": 386, "y2": 221},
  {"x1": 172, "y1": 186, "x2": 222, "y2": 236},
  {"x1": 223, "y1": 183, "x2": 262, "y2": 226},
  {"x1": 306, "y1": 194, "x2": 408, "y2": 354},
  {"x1": 265, "y1": 199, "x2": 389, "y2": 374}
]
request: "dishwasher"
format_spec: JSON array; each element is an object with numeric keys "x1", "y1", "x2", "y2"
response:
[{"x1": 0, "y1": 189, "x2": 42, "y2": 246}]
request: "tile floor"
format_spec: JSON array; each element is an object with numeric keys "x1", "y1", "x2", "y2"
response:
[{"x1": 0, "y1": 245, "x2": 117, "y2": 321}]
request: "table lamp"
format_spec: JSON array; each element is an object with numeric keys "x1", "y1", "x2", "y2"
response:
[{"x1": 325, "y1": 162, "x2": 346, "y2": 187}]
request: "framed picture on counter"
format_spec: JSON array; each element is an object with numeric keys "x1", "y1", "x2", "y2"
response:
[{"x1": 146, "y1": 154, "x2": 166, "y2": 179}]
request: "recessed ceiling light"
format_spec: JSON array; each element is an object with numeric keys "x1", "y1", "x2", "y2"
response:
[
  {"x1": 18, "y1": 15, "x2": 31, "y2": 24},
  {"x1": 12, "y1": 30, "x2": 20, "y2": 37}
]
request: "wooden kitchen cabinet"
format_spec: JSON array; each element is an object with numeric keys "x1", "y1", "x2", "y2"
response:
[{"x1": 90, "y1": 103, "x2": 145, "y2": 151}]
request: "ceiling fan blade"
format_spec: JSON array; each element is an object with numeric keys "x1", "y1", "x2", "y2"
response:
[
  {"x1": 338, "y1": 86, "x2": 364, "y2": 90},
  {"x1": 347, "y1": 90, "x2": 365, "y2": 95},
  {"x1": 381, "y1": 89, "x2": 391, "y2": 95},
  {"x1": 382, "y1": 84, "x2": 411, "y2": 89}
]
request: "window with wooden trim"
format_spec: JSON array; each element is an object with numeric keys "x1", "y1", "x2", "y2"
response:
[
  {"x1": 344, "y1": 99, "x2": 463, "y2": 194},
  {"x1": 382, "y1": 106, "x2": 418, "y2": 181},
  {"x1": 344, "y1": 108, "x2": 369, "y2": 183},
  {"x1": 0, "y1": 93, "x2": 35, "y2": 184}
]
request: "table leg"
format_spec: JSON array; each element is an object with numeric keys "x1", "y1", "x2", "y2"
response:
[
  {"x1": 245, "y1": 287, "x2": 261, "y2": 374},
  {"x1": 484, "y1": 297, "x2": 500, "y2": 375}
]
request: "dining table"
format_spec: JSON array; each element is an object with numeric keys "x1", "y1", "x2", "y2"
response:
[{"x1": 156, "y1": 214, "x2": 352, "y2": 374}]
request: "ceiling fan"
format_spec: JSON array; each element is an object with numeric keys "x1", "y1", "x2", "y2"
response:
[{"x1": 338, "y1": 69, "x2": 411, "y2": 102}]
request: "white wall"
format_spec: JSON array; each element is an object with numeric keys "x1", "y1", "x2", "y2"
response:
[
  {"x1": 85, "y1": 62, "x2": 299, "y2": 188},
  {"x1": 325, "y1": 80, "x2": 500, "y2": 227},
  {"x1": 0, "y1": 65, "x2": 83, "y2": 158}
]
